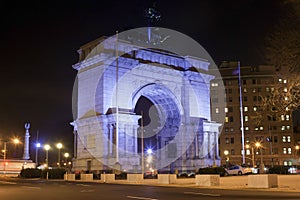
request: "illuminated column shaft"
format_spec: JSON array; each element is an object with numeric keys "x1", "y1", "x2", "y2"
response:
[{"x1": 23, "y1": 127, "x2": 30, "y2": 160}]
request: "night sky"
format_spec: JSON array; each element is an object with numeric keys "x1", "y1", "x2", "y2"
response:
[{"x1": 0, "y1": 0, "x2": 292, "y2": 159}]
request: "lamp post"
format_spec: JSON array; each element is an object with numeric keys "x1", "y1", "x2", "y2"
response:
[
  {"x1": 1, "y1": 138, "x2": 21, "y2": 174},
  {"x1": 245, "y1": 144, "x2": 255, "y2": 167},
  {"x1": 255, "y1": 142, "x2": 264, "y2": 174},
  {"x1": 35, "y1": 142, "x2": 41, "y2": 166},
  {"x1": 44, "y1": 144, "x2": 51, "y2": 168},
  {"x1": 224, "y1": 150, "x2": 229, "y2": 168},
  {"x1": 56, "y1": 143, "x2": 63, "y2": 167}
]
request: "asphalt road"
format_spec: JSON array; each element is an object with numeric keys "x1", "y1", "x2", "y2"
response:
[{"x1": 1, "y1": 178, "x2": 300, "y2": 200}]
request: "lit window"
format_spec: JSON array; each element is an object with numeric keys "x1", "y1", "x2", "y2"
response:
[
  {"x1": 288, "y1": 148, "x2": 292, "y2": 154},
  {"x1": 253, "y1": 106, "x2": 257, "y2": 111},
  {"x1": 286, "y1": 107, "x2": 289, "y2": 111},
  {"x1": 281, "y1": 115, "x2": 285, "y2": 121},
  {"x1": 255, "y1": 127, "x2": 259, "y2": 131},
  {"x1": 224, "y1": 107, "x2": 228, "y2": 113},
  {"x1": 281, "y1": 126, "x2": 285, "y2": 131},
  {"x1": 283, "y1": 79, "x2": 287, "y2": 84},
  {"x1": 287, "y1": 126, "x2": 290, "y2": 130},
  {"x1": 287, "y1": 136, "x2": 291, "y2": 143},
  {"x1": 245, "y1": 126, "x2": 249, "y2": 131},
  {"x1": 279, "y1": 78, "x2": 282, "y2": 83},
  {"x1": 283, "y1": 147, "x2": 287, "y2": 154},
  {"x1": 230, "y1": 127, "x2": 234, "y2": 132},
  {"x1": 284, "y1": 87, "x2": 288, "y2": 92},
  {"x1": 282, "y1": 136, "x2": 286, "y2": 143},
  {"x1": 243, "y1": 88, "x2": 247, "y2": 92},
  {"x1": 225, "y1": 128, "x2": 229, "y2": 132},
  {"x1": 225, "y1": 138, "x2": 229, "y2": 144},
  {"x1": 284, "y1": 96, "x2": 289, "y2": 101},
  {"x1": 260, "y1": 126, "x2": 264, "y2": 131},
  {"x1": 215, "y1": 107, "x2": 219, "y2": 113},
  {"x1": 244, "y1": 106, "x2": 248, "y2": 112},
  {"x1": 266, "y1": 87, "x2": 270, "y2": 92},
  {"x1": 245, "y1": 116, "x2": 249, "y2": 122},
  {"x1": 286, "y1": 115, "x2": 290, "y2": 121},
  {"x1": 283, "y1": 161, "x2": 287, "y2": 166},
  {"x1": 246, "y1": 149, "x2": 250, "y2": 155},
  {"x1": 225, "y1": 117, "x2": 229, "y2": 123},
  {"x1": 211, "y1": 82, "x2": 218, "y2": 87},
  {"x1": 252, "y1": 88, "x2": 256, "y2": 93},
  {"x1": 271, "y1": 87, "x2": 275, "y2": 91},
  {"x1": 245, "y1": 137, "x2": 250, "y2": 143}
]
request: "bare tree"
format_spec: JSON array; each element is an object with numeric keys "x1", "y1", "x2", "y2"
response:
[{"x1": 259, "y1": 0, "x2": 300, "y2": 124}]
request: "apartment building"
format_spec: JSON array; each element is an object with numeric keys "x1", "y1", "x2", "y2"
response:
[{"x1": 211, "y1": 61, "x2": 296, "y2": 167}]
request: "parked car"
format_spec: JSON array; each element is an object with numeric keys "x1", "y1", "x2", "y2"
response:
[{"x1": 226, "y1": 165, "x2": 252, "y2": 175}]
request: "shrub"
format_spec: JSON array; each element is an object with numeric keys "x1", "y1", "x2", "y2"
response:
[
  {"x1": 198, "y1": 167, "x2": 227, "y2": 177},
  {"x1": 269, "y1": 166, "x2": 289, "y2": 174},
  {"x1": 41, "y1": 168, "x2": 66, "y2": 179},
  {"x1": 20, "y1": 168, "x2": 42, "y2": 178}
]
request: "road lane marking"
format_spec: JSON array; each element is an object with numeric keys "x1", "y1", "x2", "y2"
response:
[
  {"x1": 0, "y1": 181, "x2": 17, "y2": 185},
  {"x1": 21, "y1": 186, "x2": 41, "y2": 189},
  {"x1": 77, "y1": 184, "x2": 90, "y2": 187},
  {"x1": 127, "y1": 195, "x2": 158, "y2": 200},
  {"x1": 184, "y1": 191, "x2": 221, "y2": 197},
  {"x1": 80, "y1": 189, "x2": 95, "y2": 193}
]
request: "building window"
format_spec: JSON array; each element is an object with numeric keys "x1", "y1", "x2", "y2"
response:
[
  {"x1": 283, "y1": 79, "x2": 287, "y2": 84},
  {"x1": 231, "y1": 149, "x2": 235, "y2": 155},
  {"x1": 282, "y1": 136, "x2": 286, "y2": 143},
  {"x1": 230, "y1": 127, "x2": 234, "y2": 132},
  {"x1": 225, "y1": 107, "x2": 228, "y2": 113},
  {"x1": 287, "y1": 126, "x2": 290, "y2": 130},
  {"x1": 215, "y1": 107, "x2": 219, "y2": 113},
  {"x1": 225, "y1": 117, "x2": 229, "y2": 123},
  {"x1": 284, "y1": 87, "x2": 288, "y2": 92},
  {"x1": 287, "y1": 136, "x2": 291, "y2": 143},
  {"x1": 225, "y1": 128, "x2": 229, "y2": 132},
  {"x1": 252, "y1": 79, "x2": 257, "y2": 84},
  {"x1": 281, "y1": 126, "x2": 285, "y2": 131},
  {"x1": 281, "y1": 115, "x2": 285, "y2": 121},
  {"x1": 255, "y1": 127, "x2": 259, "y2": 131},
  {"x1": 245, "y1": 137, "x2": 250, "y2": 143},
  {"x1": 243, "y1": 88, "x2": 247, "y2": 92},
  {"x1": 229, "y1": 116, "x2": 233, "y2": 122},
  {"x1": 225, "y1": 138, "x2": 229, "y2": 144},
  {"x1": 245, "y1": 126, "x2": 249, "y2": 131},
  {"x1": 243, "y1": 96, "x2": 248, "y2": 102},
  {"x1": 286, "y1": 115, "x2": 290, "y2": 121},
  {"x1": 274, "y1": 136, "x2": 278, "y2": 143},
  {"x1": 283, "y1": 147, "x2": 287, "y2": 154},
  {"x1": 283, "y1": 161, "x2": 287, "y2": 166},
  {"x1": 246, "y1": 149, "x2": 251, "y2": 155},
  {"x1": 212, "y1": 98, "x2": 218, "y2": 103},
  {"x1": 253, "y1": 106, "x2": 257, "y2": 111},
  {"x1": 244, "y1": 106, "x2": 248, "y2": 112},
  {"x1": 230, "y1": 137, "x2": 234, "y2": 144},
  {"x1": 260, "y1": 126, "x2": 264, "y2": 131},
  {"x1": 228, "y1": 107, "x2": 233, "y2": 112},
  {"x1": 244, "y1": 116, "x2": 249, "y2": 122},
  {"x1": 243, "y1": 80, "x2": 247, "y2": 85},
  {"x1": 229, "y1": 97, "x2": 233, "y2": 102},
  {"x1": 288, "y1": 147, "x2": 292, "y2": 154},
  {"x1": 211, "y1": 82, "x2": 218, "y2": 87},
  {"x1": 252, "y1": 88, "x2": 256, "y2": 93}
]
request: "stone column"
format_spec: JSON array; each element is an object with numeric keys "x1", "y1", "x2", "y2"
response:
[{"x1": 23, "y1": 123, "x2": 30, "y2": 160}]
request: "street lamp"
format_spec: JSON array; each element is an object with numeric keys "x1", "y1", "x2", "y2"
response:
[
  {"x1": 56, "y1": 143, "x2": 63, "y2": 167},
  {"x1": 44, "y1": 144, "x2": 51, "y2": 168},
  {"x1": 224, "y1": 150, "x2": 229, "y2": 168},
  {"x1": 35, "y1": 142, "x2": 41, "y2": 166},
  {"x1": 255, "y1": 142, "x2": 264, "y2": 174},
  {"x1": 1, "y1": 138, "x2": 21, "y2": 174}
]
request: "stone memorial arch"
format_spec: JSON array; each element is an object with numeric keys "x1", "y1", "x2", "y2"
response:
[{"x1": 71, "y1": 28, "x2": 222, "y2": 173}]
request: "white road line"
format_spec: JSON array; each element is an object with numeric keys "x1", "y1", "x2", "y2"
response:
[
  {"x1": 77, "y1": 184, "x2": 90, "y2": 187},
  {"x1": 80, "y1": 189, "x2": 95, "y2": 193},
  {"x1": 21, "y1": 186, "x2": 41, "y2": 190},
  {"x1": 0, "y1": 181, "x2": 17, "y2": 185},
  {"x1": 184, "y1": 191, "x2": 221, "y2": 197},
  {"x1": 127, "y1": 195, "x2": 158, "y2": 200}
]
